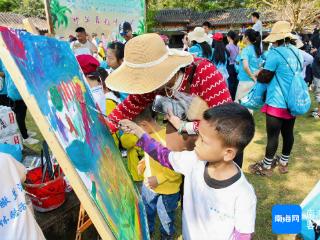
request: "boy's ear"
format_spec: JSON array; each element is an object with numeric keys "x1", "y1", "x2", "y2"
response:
[{"x1": 224, "y1": 148, "x2": 237, "y2": 162}]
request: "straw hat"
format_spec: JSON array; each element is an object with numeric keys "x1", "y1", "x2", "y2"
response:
[
  {"x1": 188, "y1": 27, "x2": 210, "y2": 43},
  {"x1": 106, "y1": 33, "x2": 193, "y2": 94},
  {"x1": 264, "y1": 21, "x2": 296, "y2": 43}
]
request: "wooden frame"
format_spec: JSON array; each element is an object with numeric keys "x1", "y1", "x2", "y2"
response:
[{"x1": 0, "y1": 34, "x2": 115, "y2": 240}]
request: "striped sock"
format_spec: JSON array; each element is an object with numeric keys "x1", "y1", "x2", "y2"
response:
[
  {"x1": 263, "y1": 157, "x2": 273, "y2": 169},
  {"x1": 279, "y1": 154, "x2": 289, "y2": 166}
]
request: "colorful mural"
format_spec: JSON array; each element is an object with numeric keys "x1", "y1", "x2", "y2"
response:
[
  {"x1": 0, "y1": 27, "x2": 149, "y2": 240},
  {"x1": 51, "y1": 0, "x2": 146, "y2": 39}
]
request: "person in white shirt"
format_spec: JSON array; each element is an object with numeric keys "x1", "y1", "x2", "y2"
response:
[
  {"x1": 295, "y1": 39, "x2": 314, "y2": 79},
  {"x1": 120, "y1": 103, "x2": 257, "y2": 240},
  {"x1": 252, "y1": 12, "x2": 263, "y2": 50},
  {"x1": 0, "y1": 153, "x2": 45, "y2": 240},
  {"x1": 71, "y1": 27, "x2": 98, "y2": 56},
  {"x1": 202, "y1": 21, "x2": 213, "y2": 46}
]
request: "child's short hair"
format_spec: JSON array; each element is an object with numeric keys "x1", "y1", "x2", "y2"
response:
[
  {"x1": 133, "y1": 104, "x2": 156, "y2": 124},
  {"x1": 75, "y1": 27, "x2": 86, "y2": 33},
  {"x1": 251, "y1": 12, "x2": 260, "y2": 19},
  {"x1": 203, "y1": 103, "x2": 255, "y2": 153}
]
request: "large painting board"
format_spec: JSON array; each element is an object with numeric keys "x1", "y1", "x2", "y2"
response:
[{"x1": 0, "y1": 27, "x2": 149, "y2": 240}]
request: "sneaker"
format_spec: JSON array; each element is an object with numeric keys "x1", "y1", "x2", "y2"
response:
[
  {"x1": 278, "y1": 162, "x2": 289, "y2": 174},
  {"x1": 23, "y1": 137, "x2": 39, "y2": 145},
  {"x1": 312, "y1": 112, "x2": 320, "y2": 119},
  {"x1": 27, "y1": 131, "x2": 37, "y2": 138},
  {"x1": 249, "y1": 161, "x2": 273, "y2": 177}
]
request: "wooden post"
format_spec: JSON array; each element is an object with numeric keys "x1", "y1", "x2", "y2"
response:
[
  {"x1": 22, "y1": 18, "x2": 39, "y2": 35},
  {"x1": 44, "y1": 0, "x2": 55, "y2": 35}
]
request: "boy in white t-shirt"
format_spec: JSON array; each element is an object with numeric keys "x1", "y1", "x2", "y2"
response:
[
  {"x1": 0, "y1": 153, "x2": 45, "y2": 240},
  {"x1": 120, "y1": 103, "x2": 257, "y2": 240}
]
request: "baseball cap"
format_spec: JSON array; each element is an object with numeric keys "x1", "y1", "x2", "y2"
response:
[{"x1": 120, "y1": 22, "x2": 132, "y2": 36}]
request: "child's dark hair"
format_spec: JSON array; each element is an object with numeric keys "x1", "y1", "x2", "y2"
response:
[
  {"x1": 108, "y1": 42, "x2": 125, "y2": 63},
  {"x1": 244, "y1": 29, "x2": 262, "y2": 57},
  {"x1": 212, "y1": 41, "x2": 227, "y2": 64},
  {"x1": 191, "y1": 41, "x2": 212, "y2": 59},
  {"x1": 227, "y1": 30, "x2": 238, "y2": 45},
  {"x1": 251, "y1": 12, "x2": 260, "y2": 19},
  {"x1": 202, "y1": 21, "x2": 211, "y2": 29},
  {"x1": 75, "y1": 27, "x2": 86, "y2": 33},
  {"x1": 203, "y1": 103, "x2": 255, "y2": 153},
  {"x1": 133, "y1": 104, "x2": 157, "y2": 123}
]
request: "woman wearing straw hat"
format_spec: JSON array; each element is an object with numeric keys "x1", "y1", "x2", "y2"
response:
[
  {"x1": 187, "y1": 27, "x2": 213, "y2": 61},
  {"x1": 105, "y1": 33, "x2": 232, "y2": 154},
  {"x1": 249, "y1": 21, "x2": 304, "y2": 176}
]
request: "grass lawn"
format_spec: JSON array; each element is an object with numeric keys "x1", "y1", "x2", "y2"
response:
[{"x1": 25, "y1": 99, "x2": 320, "y2": 239}]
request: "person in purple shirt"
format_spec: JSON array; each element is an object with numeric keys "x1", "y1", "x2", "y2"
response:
[{"x1": 226, "y1": 31, "x2": 240, "y2": 100}]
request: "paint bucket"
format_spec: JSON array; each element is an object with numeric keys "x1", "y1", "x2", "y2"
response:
[{"x1": 25, "y1": 166, "x2": 66, "y2": 212}]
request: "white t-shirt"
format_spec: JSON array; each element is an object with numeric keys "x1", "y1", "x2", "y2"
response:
[
  {"x1": 71, "y1": 40, "x2": 96, "y2": 56},
  {"x1": 91, "y1": 85, "x2": 106, "y2": 115},
  {"x1": 252, "y1": 20, "x2": 263, "y2": 37},
  {"x1": 0, "y1": 153, "x2": 45, "y2": 240},
  {"x1": 169, "y1": 151, "x2": 257, "y2": 240},
  {"x1": 207, "y1": 33, "x2": 213, "y2": 46},
  {"x1": 299, "y1": 49, "x2": 314, "y2": 79}
]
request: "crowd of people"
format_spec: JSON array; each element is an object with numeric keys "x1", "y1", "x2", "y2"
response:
[{"x1": 0, "y1": 13, "x2": 319, "y2": 240}]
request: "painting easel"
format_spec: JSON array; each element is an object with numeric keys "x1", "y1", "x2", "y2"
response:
[
  {"x1": 22, "y1": 18, "x2": 39, "y2": 35},
  {"x1": 75, "y1": 205, "x2": 93, "y2": 240},
  {"x1": 0, "y1": 25, "x2": 149, "y2": 240},
  {"x1": 0, "y1": 32, "x2": 115, "y2": 240}
]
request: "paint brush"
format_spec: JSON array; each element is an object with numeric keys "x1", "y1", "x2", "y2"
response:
[{"x1": 83, "y1": 103, "x2": 122, "y2": 127}]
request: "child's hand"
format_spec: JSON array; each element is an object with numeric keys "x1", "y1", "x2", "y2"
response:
[
  {"x1": 137, "y1": 159, "x2": 146, "y2": 175},
  {"x1": 166, "y1": 110, "x2": 182, "y2": 130},
  {"x1": 145, "y1": 176, "x2": 158, "y2": 190},
  {"x1": 119, "y1": 119, "x2": 146, "y2": 138}
]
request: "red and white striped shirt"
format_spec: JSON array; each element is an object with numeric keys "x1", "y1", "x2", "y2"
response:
[{"x1": 107, "y1": 58, "x2": 232, "y2": 133}]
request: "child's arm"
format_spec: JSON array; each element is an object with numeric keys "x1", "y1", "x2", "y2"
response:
[
  {"x1": 120, "y1": 120, "x2": 173, "y2": 169},
  {"x1": 136, "y1": 133, "x2": 173, "y2": 170},
  {"x1": 120, "y1": 119, "x2": 198, "y2": 174}
]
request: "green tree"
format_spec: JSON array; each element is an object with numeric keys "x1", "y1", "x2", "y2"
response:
[
  {"x1": 14, "y1": 0, "x2": 45, "y2": 18},
  {"x1": 0, "y1": 0, "x2": 19, "y2": 12},
  {"x1": 50, "y1": 0, "x2": 72, "y2": 29},
  {"x1": 247, "y1": 0, "x2": 320, "y2": 31}
]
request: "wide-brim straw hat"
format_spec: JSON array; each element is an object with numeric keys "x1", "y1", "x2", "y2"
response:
[
  {"x1": 188, "y1": 27, "x2": 210, "y2": 43},
  {"x1": 264, "y1": 21, "x2": 297, "y2": 43},
  {"x1": 106, "y1": 33, "x2": 193, "y2": 94}
]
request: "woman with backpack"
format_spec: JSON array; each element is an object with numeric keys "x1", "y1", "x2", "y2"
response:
[
  {"x1": 249, "y1": 21, "x2": 308, "y2": 176},
  {"x1": 187, "y1": 27, "x2": 212, "y2": 61},
  {"x1": 236, "y1": 29, "x2": 263, "y2": 103}
]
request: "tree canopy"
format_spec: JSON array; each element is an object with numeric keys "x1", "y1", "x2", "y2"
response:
[{"x1": 0, "y1": 0, "x2": 45, "y2": 18}]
